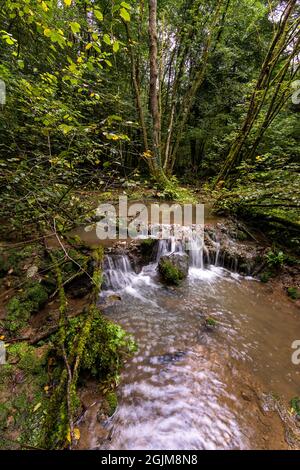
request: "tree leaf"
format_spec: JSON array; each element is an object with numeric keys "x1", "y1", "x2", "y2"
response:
[
  {"x1": 33, "y1": 402, "x2": 42, "y2": 412},
  {"x1": 70, "y1": 22, "x2": 81, "y2": 34},
  {"x1": 103, "y1": 34, "x2": 111, "y2": 46},
  {"x1": 113, "y1": 41, "x2": 120, "y2": 53},
  {"x1": 41, "y1": 1, "x2": 49, "y2": 12},
  {"x1": 94, "y1": 9, "x2": 103, "y2": 21},
  {"x1": 121, "y1": 2, "x2": 131, "y2": 9},
  {"x1": 120, "y1": 7, "x2": 130, "y2": 22},
  {"x1": 66, "y1": 427, "x2": 80, "y2": 443}
]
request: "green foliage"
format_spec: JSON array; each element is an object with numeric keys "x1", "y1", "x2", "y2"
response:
[
  {"x1": 0, "y1": 343, "x2": 49, "y2": 449},
  {"x1": 205, "y1": 317, "x2": 218, "y2": 328},
  {"x1": 5, "y1": 281, "x2": 49, "y2": 334},
  {"x1": 290, "y1": 397, "x2": 300, "y2": 415},
  {"x1": 106, "y1": 391, "x2": 118, "y2": 416},
  {"x1": 0, "y1": 0, "x2": 131, "y2": 238},
  {"x1": 63, "y1": 309, "x2": 136, "y2": 380},
  {"x1": 265, "y1": 250, "x2": 286, "y2": 268},
  {"x1": 287, "y1": 287, "x2": 300, "y2": 301},
  {"x1": 156, "y1": 179, "x2": 197, "y2": 203},
  {"x1": 159, "y1": 259, "x2": 185, "y2": 286},
  {"x1": 215, "y1": 163, "x2": 300, "y2": 254}
]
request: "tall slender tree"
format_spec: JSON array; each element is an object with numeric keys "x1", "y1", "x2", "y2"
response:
[{"x1": 215, "y1": 0, "x2": 300, "y2": 185}]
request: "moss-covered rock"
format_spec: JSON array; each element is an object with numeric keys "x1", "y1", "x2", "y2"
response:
[{"x1": 158, "y1": 253, "x2": 189, "y2": 285}]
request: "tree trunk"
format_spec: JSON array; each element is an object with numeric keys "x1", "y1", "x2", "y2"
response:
[
  {"x1": 148, "y1": 0, "x2": 169, "y2": 186},
  {"x1": 164, "y1": 0, "x2": 229, "y2": 174},
  {"x1": 215, "y1": 0, "x2": 298, "y2": 185}
]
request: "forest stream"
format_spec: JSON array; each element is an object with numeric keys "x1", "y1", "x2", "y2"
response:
[{"x1": 74, "y1": 210, "x2": 300, "y2": 450}]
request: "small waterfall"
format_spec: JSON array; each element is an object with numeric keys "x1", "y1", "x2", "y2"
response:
[
  {"x1": 155, "y1": 230, "x2": 208, "y2": 269},
  {"x1": 102, "y1": 225, "x2": 237, "y2": 292},
  {"x1": 188, "y1": 233, "x2": 206, "y2": 269},
  {"x1": 102, "y1": 254, "x2": 136, "y2": 290},
  {"x1": 155, "y1": 237, "x2": 184, "y2": 261}
]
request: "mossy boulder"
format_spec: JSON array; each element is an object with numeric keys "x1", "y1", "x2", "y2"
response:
[{"x1": 158, "y1": 253, "x2": 189, "y2": 285}]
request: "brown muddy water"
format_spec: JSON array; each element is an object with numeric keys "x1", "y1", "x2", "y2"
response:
[{"x1": 72, "y1": 202, "x2": 222, "y2": 248}]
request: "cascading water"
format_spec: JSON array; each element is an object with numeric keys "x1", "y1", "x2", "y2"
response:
[
  {"x1": 79, "y1": 224, "x2": 300, "y2": 451},
  {"x1": 102, "y1": 228, "x2": 222, "y2": 293},
  {"x1": 102, "y1": 254, "x2": 139, "y2": 291}
]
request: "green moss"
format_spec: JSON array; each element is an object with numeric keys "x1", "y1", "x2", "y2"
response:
[
  {"x1": 8, "y1": 343, "x2": 48, "y2": 376},
  {"x1": 205, "y1": 317, "x2": 218, "y2": 328},
  {"x1": 140, "y1": 238, "x2": 157, "y2": 259},
  {"x1": 287, "y1": 287, "x2": 300, "y2": 300},
  {"x1": 63, "y1": 309, "x2": 137, "y2": 380},
  {"x1": 159, "y1": 259, "x2": 185, "y2": 285},
  {"x1": 106, "y1": 391, "x2": 118, "y2": 416},
  {"x1": 2, "y1": 245, "x2": 40, "y2": 277},
  {"x1": 290, "y1": 397, "x2": 300, "y2": 415},
  {"x1": 260, "y1": 271, "x2": 273, "y2": 283},
  {"x1": 6, "y1": 298, "x2": 33, "y2": 334},
  {"x1": 0, "y1": 343, "x2": 49, "y2": 449},
  {"x1": 26, "y1": 283, "x2": 49, "y2": 312},
  {"x1": 5, "y1": 282, "x2": 49, "y2": 334}
]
